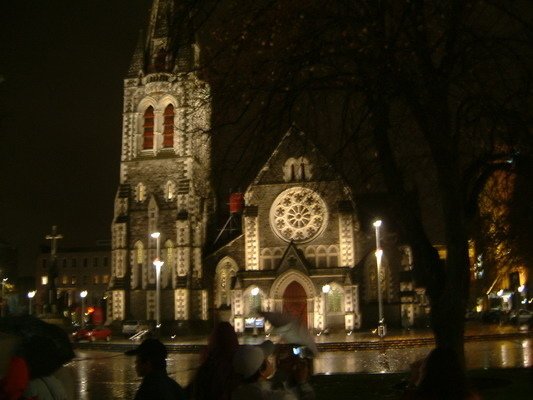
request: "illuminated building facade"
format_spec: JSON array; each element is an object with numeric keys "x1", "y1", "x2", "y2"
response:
[{"x1": 107, "y1": 0, "x2": 426, "y2": 332}]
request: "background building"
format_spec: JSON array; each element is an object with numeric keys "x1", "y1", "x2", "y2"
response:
[{"x1": 35, "y1": 243, "x2": 111, "y2": 320}]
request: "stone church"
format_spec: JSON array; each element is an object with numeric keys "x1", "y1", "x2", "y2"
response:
[{"x1": 107, "y1": 0, "x2": 428, "y2": 333}]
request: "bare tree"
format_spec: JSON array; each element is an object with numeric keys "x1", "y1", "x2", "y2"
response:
[{"x1": 180, "y1": 0, "x2": 532, "y2": 365}]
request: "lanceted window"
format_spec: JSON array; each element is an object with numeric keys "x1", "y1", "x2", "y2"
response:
[
  {"x1": 135, "y1": 183, "x2": 146, "y2": 202},
  {"x1": 163, "y1": 104, "x2": 174, "y2": 148},
  {"x1": 282, "y1": 157, "x2": 313, "y2": 182},
  {"x1": 164, "y1": 181, "x2": 176, "y2": 201},
  {"x1": 261, "y1": 249, "x2": 273, "y2": 270},
  {"x1": 215, "y1": 258, "x2": 238, "y2": 308},
  {"x1": 326, "y1": 285, "x2": 343, "y2": 313},
  {"x1": 327, "y1": 245, "x2": 339, "y2": 267},
  {"x1": 316, "y1": 246, "x2": 327, "y2": 268},
  {"x1": 143, "y1": 106, "x2": 154, "y2": 149}
]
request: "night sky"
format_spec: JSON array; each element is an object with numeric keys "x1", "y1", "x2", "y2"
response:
[{"x1": 0, "y1": 1, "x2": 152, "y2": 274}]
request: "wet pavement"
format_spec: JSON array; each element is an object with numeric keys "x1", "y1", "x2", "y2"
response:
[{"x1": 67, "y1": 323, "x2": 532, "y2": 399}]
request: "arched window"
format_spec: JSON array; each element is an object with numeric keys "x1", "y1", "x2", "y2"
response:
[
  {"x1": 326, "y1": 285, "x2": 343, "y2": 313},
  {"x1": 163, "y1": 104, "x2": 174, "y2": 148},
  {"x1": 162, "y1": 240, "x2": 173, "y2": 288},
  {"x1": 305, "y1": 246, "x2": 316, "y2": 266},
  {"x1": 143, "y1": 106, "x2": 154, "y2": 149},
  {"x1": 164, "y1": 181, "x2": 176, "y2": 201},
  {"x1": 364, "y1": 254, "x2": 391, "y2": 302},
  {"x1": 327, "y1": 245, "x2": 339, "y2": 267},
  {"x1": 131, "y1": 241, "x2": 144, "y2": 289},
  {"x1": 273, "y1": 248, "x2": 283, "y2": 269},
  {"x1": 215, "y1": 258, "x2": 238, "y2": 308},
  {"x1": 245, "y1": 287, "x2": 263, "y2": 315},
  {"x1": 261, "y1": 249, "x2": 273, "y2": 270},
  {"x1": 282, "y1": 157, "x2": 313, "y2": 182},
  {"x1": 317, "y1": 246, "x2": 327, "y2": 268},
  {"x1": 135, "y1": 183, "x2": 146, "y2": 202}
]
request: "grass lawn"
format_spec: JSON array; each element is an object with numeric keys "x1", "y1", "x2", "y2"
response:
[{"x1": 312, "y1": 368, "x2": 532, "y2": 399}]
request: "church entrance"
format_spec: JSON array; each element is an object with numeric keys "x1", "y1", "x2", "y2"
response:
[{"x1": 282, "y1": 281, "x2": 307, "y2": 328}]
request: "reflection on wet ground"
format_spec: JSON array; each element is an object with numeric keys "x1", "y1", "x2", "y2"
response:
[{"x1": 67, "y1": 338, "x2": 532, "y2": 399}]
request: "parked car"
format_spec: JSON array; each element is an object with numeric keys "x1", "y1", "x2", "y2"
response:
[
  {"x1": 509, "y1": 309, "x2": 533, "y2": 325},
  {"x1": 121, "y1": 320, "x2": 152, "y2": 338},
  {"x1": 72, "y1": 325, "x2": 112, "y2": 342}
]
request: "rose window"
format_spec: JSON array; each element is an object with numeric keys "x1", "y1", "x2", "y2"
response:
[{"x1": 270, "y1": 187, "x2": 327, "y2": 243}]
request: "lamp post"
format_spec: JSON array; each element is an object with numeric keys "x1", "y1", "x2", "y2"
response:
[
  {"x1": 322, "y1": 284, "x2": 331, "y2": 334},
  {"x1": 1, "y1": 278, "x2": 7, "y2": 317},
  {"x1": 80, "y1": 290, "x2": 88, "y2": 329},
  {"x1": 27, "y1": 291, "x2": 36, "y2": 315},
  {"x1": 373, "y1": 220, "x2": 386, "y2": 337},
  {"x1": 151, "y1": 232, "x2": 164, "y2": 329},
  {"x1": 251, "y1": 287, "x2": 260, "y2": 336}
]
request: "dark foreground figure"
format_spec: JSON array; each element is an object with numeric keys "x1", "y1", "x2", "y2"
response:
[{"x1": 125, "y1": 338, "x2": 186, "y2": 400}]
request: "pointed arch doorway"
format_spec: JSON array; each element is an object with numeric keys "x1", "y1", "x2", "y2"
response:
[{"x1": 282, "y1": 281, "x2": 307, "y2": 328}]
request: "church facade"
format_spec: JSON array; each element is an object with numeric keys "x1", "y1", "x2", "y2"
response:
[{"x1": 107, "y1": 0, "x2": 427, "y2": 333}]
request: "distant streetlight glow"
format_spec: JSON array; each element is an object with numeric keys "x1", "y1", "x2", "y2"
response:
[
  {"x1": 251, "y1": 287, "x2": 259, "y2": 296},
  {"x1": 80, "y1": 290, "x2": 88, "y2": 329},
  {"x1": 27, "y1": 290, "x2": 36, "y2": 315}
]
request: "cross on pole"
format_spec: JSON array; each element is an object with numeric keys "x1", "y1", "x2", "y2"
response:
[
  {"x1": 45, "y1": 225, "x2": 63, "y2": 259},
  {"x1": 45, "y1": 225, "x2": 63, "y2": 313}
]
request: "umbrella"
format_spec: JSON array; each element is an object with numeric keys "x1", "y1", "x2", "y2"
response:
[
  {"x1": 0, "y1": 316, "x2": 75, "y2": 378},
  {"x1": 260, "y1": 311, "x2": 318, "y2": 356}
]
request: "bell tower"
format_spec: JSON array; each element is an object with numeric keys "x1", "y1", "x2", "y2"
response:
[{"x1": 108, "y1": 0, "x2": 213, "y2": 330}]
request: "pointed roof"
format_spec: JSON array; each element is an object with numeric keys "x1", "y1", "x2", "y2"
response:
[
  {"x1": 128, "y1": 0, "x2": 197, "y2": 77},
  {"x1": 127, "y1": 30, "x2": 147, "y2": 78},
  {"x1": 248, "y1": 125, "x2": 343, "y2": 189},
  {"x1": 276, "y1": 242, "x2": 310, "y2": 275}
]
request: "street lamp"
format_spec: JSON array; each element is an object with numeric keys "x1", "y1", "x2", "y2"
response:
[
  {"x1": 151, "y1": 232, "x2": 164, "y2": 329},
  {"x1": 373, "y1": 219, "x2": 386, "y2": 337},
  {"x1": 80, "y1": 290, "x2": 88, "y2": 329},
  {"x1": 322, "y1": 284, "x2": 331, "y2": 334},
  {"x1": 27, "y1": 291, "x2": 36, "y2": 315},
  {"x1": 1, "y1": 278, "x2": 7, "y2": 317}
]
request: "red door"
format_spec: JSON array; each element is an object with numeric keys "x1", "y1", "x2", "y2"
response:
[{"x1": 282, "y1": 281, "x2": 307, "y2": 328}]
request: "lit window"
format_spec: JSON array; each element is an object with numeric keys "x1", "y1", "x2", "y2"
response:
[
  {"x1": 71, "y1": 276, "x2": 77, "y2": 285},
  {"x1": 326, "y1": 286, "x2": 343, "y2": 313},
  {"x1": 135, "y1": 182, "x2": 146, "y2": 202},
  {"x1": 102, "y1": 275, "x2": 110, "y2": 284},
  {"x1": 93, "y1": 275, "x2": 100, "y2": 284},
  {"x1": 163, "y1": 104, "x2": 174, "y2": 148},
  {"x1": 165, "y1": 181, "x2": 176, "y2": 201},
  {"x1": 41, "y1": 276, "x2": 48, "y2": 285},
  {"x1": 143, "y1": 106, "x2": 154, "y2": 149},
  {"x1": 62, "y1": 276, "x2": 68, "y2": 285},
  {"x1": 282, "y1": 157, "x2": 313, "y2": 182}
]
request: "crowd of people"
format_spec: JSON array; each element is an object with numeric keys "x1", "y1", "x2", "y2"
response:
[{"x1": 1, "y1": 318, "x2": 480, "y2": 400}]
